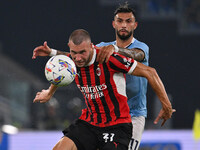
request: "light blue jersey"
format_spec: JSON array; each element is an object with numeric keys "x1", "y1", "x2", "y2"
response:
[{"x1": 96, "y1": 38, "x2": 149, "y2": 117}]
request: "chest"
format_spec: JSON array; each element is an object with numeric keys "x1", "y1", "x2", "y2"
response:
[{"x1": 76, "y1": 63, "x2": 113, "y2": 86}]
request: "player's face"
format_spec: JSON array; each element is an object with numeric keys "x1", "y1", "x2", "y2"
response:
[
  {"x1": 69, "y1": 40, "x2": 93, "y2": 67},
  {"x1": 112, "y1": 12, "x2": 137, "y2": 41}
]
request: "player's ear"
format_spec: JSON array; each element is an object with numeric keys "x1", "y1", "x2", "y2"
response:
[
  {"x1": 112, "y1": 20, "x2": 115, "y2": 29},
  {"x1": 134, "y1": 22, "x2": 138, "y2": 30}
]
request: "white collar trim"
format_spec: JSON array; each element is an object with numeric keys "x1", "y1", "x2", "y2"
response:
[{"x1": 125, "y1": 37, "x2": 135, "y2": 48}]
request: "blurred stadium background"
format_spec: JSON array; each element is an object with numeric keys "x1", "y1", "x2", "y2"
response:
[{"x1": 0, "y1": 0, "x2": 200, "y2": 149}]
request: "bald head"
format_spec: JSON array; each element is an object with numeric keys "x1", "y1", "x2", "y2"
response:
[{"x1": 69, "y1": 29, "x2": 91, "y2": 45}]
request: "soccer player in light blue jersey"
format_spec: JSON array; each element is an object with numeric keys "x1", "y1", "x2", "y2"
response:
[{"x1": 32, "y1": 3, "x2": 175, "y2": 150}]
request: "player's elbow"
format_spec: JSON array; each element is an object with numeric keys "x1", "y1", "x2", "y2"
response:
[
  {"x1": 132, "y1": 62, "x2": 158, "y2": 79},
  {"x1": 149, "y1": 67, "x2": 157, "y2": 74},
  {"x1": 147, "y1": 67, "x2": 158, "y2": 79}
]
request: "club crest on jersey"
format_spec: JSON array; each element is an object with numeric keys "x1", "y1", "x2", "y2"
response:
[{"x1": 96, "y1": 65, "x2": 101, "y2": 76}]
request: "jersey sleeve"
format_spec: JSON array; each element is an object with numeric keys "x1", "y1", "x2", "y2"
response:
[
  {"x1": 108, "y1": 53, "x2": 137, "y2": 75},
  {"x1": 132, "y1": 41, "x2": 149, "y2": 64}
]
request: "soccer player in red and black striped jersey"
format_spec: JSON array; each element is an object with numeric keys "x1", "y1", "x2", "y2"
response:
[
  {"x1": 33, "y1": 29, "x2": 174, "y2": 150},
  {"x1": 73, "y1": 44, "x2": 137, "y2": 128}
]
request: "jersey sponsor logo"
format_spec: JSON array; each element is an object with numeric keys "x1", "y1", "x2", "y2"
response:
[{"x1": 77, "y1": 84, "x2": 107, "y2": 99}]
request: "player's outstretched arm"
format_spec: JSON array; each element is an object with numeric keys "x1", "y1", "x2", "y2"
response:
[
  {"x1": 32, "y1": 41, "x2": 68, "y2": 59},
  {"x1": 33, "y1": 84, "x2": 58, "y2": 103},
  {"x1": 132, "y1": 62, "x2": 175, "y2": 126},
  {"x1": 32, "y1": 41, "x2": 52, "y2": 59}
]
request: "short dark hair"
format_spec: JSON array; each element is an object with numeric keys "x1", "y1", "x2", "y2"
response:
[
  {"x1": 114, "y1": 2, "x2": 137, "y2": 20},
  {"x1": 69, "y1": 29, "x2": 91, "y2": 45}
]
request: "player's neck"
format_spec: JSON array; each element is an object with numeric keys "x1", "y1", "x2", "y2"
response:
[
  {"x1": 116, "y1": 36, "x2": 134, "y2": 48},
  {"x1": 85, "y1": 47, "x2": 95, "y2": 66}
]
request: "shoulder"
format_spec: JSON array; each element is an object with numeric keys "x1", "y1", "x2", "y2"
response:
[
  {"x1": 133, "y1": 39, "x2": 149, "y2": 51},
  {"x1": 109, "y1": 52, "x2": 131, "y2": 62},
  {"x1": 96, "y1": 41, "x2": 115, "y2": 47},
  {"x1": 131, "y1": 39, "x2": 149, "y2": 63}
]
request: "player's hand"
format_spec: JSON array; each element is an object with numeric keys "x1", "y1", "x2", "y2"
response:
[
  {"x1": 96, "y1": 45, "x2": 115, "y2": 63},
  {"x1": 33, "y1": 89, "x2": 52, "y2": 103},
  {"x1": 154, "y1": 108, "x2": 176, "y2": 126},
  {"x1": 32, "y1": 41, "x2": 51, "y2": 59}
]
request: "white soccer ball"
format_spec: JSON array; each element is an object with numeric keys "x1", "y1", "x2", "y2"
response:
[{"x1": 45, "y1": 55, "x2": 77, "y2": 86}]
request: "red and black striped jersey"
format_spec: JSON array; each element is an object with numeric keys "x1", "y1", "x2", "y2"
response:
[{"x1": 70, "y1": 48, "x2": 137, "y2": 127}]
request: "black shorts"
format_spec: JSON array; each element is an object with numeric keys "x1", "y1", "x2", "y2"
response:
[{"x1": 62, "y1": 119, "x2": 132, "y2": 150}]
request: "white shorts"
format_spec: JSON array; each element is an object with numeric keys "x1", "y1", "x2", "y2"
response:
[{"x1": 128, "y1": 116, "x2": 145, "y2": 150}]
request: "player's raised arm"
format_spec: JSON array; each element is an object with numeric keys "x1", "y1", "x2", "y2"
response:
[
  {"x1": 32, "y1": 41, "x2": 51, "y2": 59},
  {"x1": 96, "y1": 44, "x2": 145, "y2": 64},
  {"x1": 33, "y1": 84, "x2": 58, "y2": 103},
  {"x1": 118, "y1": 48, "x2": 145, "y2": 62},
  {"x1": 32, "y1": 41, "x2": 69, "y2": 59},
  {"x1": 131, "y1": 62, "x2": 175, "y2": 126}
]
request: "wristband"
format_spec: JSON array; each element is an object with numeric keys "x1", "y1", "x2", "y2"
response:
[
  {"x1": 50, "y1": 49, "x2": 57, "y2": 56},
  {"x1": 112, "y1": 44, "x2": 119, "y2": 52}
]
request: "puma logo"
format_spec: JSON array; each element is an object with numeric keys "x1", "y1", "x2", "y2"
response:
[{"x1": 113, "y1": 142, "x2": 118, "y2": 148}]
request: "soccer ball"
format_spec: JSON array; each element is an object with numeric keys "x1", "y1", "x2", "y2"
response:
[{"x1": 45, "y1": 55, "x2": 77, "y2": 86}]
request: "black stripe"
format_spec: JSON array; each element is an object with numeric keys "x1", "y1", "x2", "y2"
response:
[
  {"x1": 103, "y1": 63, "x2": 120, "y2": 119},
  {"x1": 94, "y1": 62, "x2": 111, "y2": 124},
  {"x1": 114, "y1": 54, "x2": 127, "y2": 65},
  {"x1": 77, "y1": 67, "x2": 93, "y2": 121},
  {"x1": 109, "y1": 61, "x2": 127, "y2": 73},
  {"x1": 109, "y1": 55, "x2": 133, "y2": 73},
  {"x1": 85, "y1": 66, "x2": 102, "y2": 124}
]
